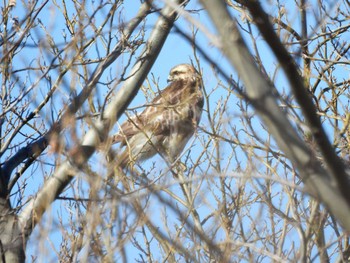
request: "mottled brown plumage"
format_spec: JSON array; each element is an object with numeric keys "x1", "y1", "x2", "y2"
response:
[{"x1": 113, "y1": 64, "x2": 204, "y2": 167}]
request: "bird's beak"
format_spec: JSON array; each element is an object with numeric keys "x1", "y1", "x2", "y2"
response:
[{"x1": 167, "y1": 76, "x2": 172, "y2": 83}]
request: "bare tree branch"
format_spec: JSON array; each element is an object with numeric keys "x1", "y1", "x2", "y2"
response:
[
  {"x1": 200, "y1": 0, "x2": 350, "y2": 231},
  {"x1": 241, "y1": 0, "x2": 350, "y2": 203},
  {"x1": 18, "y1": 0, "x2": 188, "y2": 238},
  {"x1": 0, "y1": 1, "x2": 152, "y2": 196},
  {"x1": 1, "y1": 1, "x2": 350, "y2": 261}
]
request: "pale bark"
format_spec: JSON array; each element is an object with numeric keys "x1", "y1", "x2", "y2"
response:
[
  {"x1": 1, "y1": 1, "x2": 153, "y2": 191},
  {"x1": 200, "y1": 0, "x2": 350, "y2": 231},
  {"x1": 0, "y1": 200, "x2": 25, "y2": 263},
  {"x1": 18, "y1": 0, "x2": 188, "y2": 241}
]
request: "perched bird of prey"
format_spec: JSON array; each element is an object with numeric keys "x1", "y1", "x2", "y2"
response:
[{"x1": 113, "y1": 64, "x2": 204, "y2": 167}]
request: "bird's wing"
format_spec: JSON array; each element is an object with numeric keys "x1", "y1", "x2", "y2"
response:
[
  {"x1": 113, "y1": 80, "x2": 196, "y2": 144},
  {"x1": 112, "y1": 114, "x2": 144, "y2": 144},
  {"x1": 142, "y1": 81, "x2": 202, "y2": 136}
]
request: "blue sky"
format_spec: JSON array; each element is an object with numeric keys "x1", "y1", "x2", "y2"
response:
[{"x1": 3, "y1": 0, "x2": 349, "y2": 261}]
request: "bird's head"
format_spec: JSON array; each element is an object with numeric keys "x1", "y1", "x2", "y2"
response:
[{"x1": 167, "y1": 64, "x2": 201, "y2": 83}]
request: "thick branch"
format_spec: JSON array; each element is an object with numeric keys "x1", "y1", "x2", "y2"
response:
[
  {"x1": 0, "y1": 1, "x2": 152, "y2": 196},
  {"x1": 241, "y1": 0, "x2": 350, "y2": 203},
  {"x1": 200, "y1": 0, "x2": 350, "y2": 231},
  {"x1": 0, "y1": 200, "x2": 25, "y2": 263},
  {"x1": 18, "y1": 0, "x2": 187, "y2": 239}
]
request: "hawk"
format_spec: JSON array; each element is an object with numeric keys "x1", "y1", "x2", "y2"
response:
[{"x1": 113, "y1": 64, "x2": 204, "y2": 167}]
